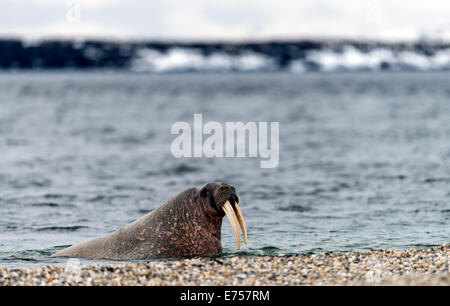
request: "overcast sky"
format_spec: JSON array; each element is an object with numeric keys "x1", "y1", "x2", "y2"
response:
[{"x1": 1, "y1": 0, "x2": 449, "y2": 41}]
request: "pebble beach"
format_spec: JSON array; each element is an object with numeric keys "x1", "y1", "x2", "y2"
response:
[{"x1": 0, "y1": 243, "x2": 448, "y2": 286}]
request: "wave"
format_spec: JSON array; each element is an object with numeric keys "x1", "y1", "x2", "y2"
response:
[{"x1": 35, "y1": 226, "x2": 88, "y2": 232}]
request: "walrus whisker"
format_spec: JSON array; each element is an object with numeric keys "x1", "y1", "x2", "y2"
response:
[{"x1": 222, "y1": 201, "x2": 241, "y2": 249}]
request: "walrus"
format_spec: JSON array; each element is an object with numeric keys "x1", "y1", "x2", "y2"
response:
[{"x1": 51, "y1": 182, "x2": 247, "y2": 260}]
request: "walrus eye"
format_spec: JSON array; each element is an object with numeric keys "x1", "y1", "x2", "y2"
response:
[{"x1": 200, "y1": 188, "x2": 209, "y2": 198}]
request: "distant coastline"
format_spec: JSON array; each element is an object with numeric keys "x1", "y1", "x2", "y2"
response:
[{"x1": 1, "y1": 39, "x2": 450, "y2": 72}]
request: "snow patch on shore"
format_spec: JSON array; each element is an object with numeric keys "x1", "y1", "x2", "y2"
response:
[{"x1": 131, "y1": 46, "x2": 450, "y2": 72}]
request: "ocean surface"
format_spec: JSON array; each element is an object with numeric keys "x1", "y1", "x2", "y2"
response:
[{"x1": 0, "y1": 71, "x2": 449, "y2": 268}]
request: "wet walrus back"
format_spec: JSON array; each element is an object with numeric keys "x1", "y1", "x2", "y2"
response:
[{"x1": 52, "y1": 188, "x2": 222, "y2": 260}]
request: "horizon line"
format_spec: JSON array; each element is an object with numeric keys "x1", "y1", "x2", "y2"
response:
[{"x1": 0, "y1": 34, "x2": 449, "y2": 45}]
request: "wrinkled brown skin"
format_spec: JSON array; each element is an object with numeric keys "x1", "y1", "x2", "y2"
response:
[{"x1": 51, "y1": 184, "x2": 228, "y2": 260}]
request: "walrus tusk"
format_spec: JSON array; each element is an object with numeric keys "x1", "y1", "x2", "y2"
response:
[
  {"x1": 223, "y1": 201, "x2": 241, "y2": 249},
  {"x1": 234, "y1": 204, "x2": 248, "y2": 245}
]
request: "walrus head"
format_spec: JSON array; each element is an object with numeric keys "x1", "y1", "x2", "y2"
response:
[{"x1": 198, "y1": 182, "x2": 248, "y2": 249}]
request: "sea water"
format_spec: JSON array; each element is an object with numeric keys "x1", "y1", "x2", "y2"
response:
[{"x1": 0, "y1": 71, "x2": 449, "y2": 268}]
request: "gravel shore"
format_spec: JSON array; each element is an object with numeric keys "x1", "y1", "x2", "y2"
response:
[{"x1": 0, "y1": 244, "x2": 448, "y2": 286}]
